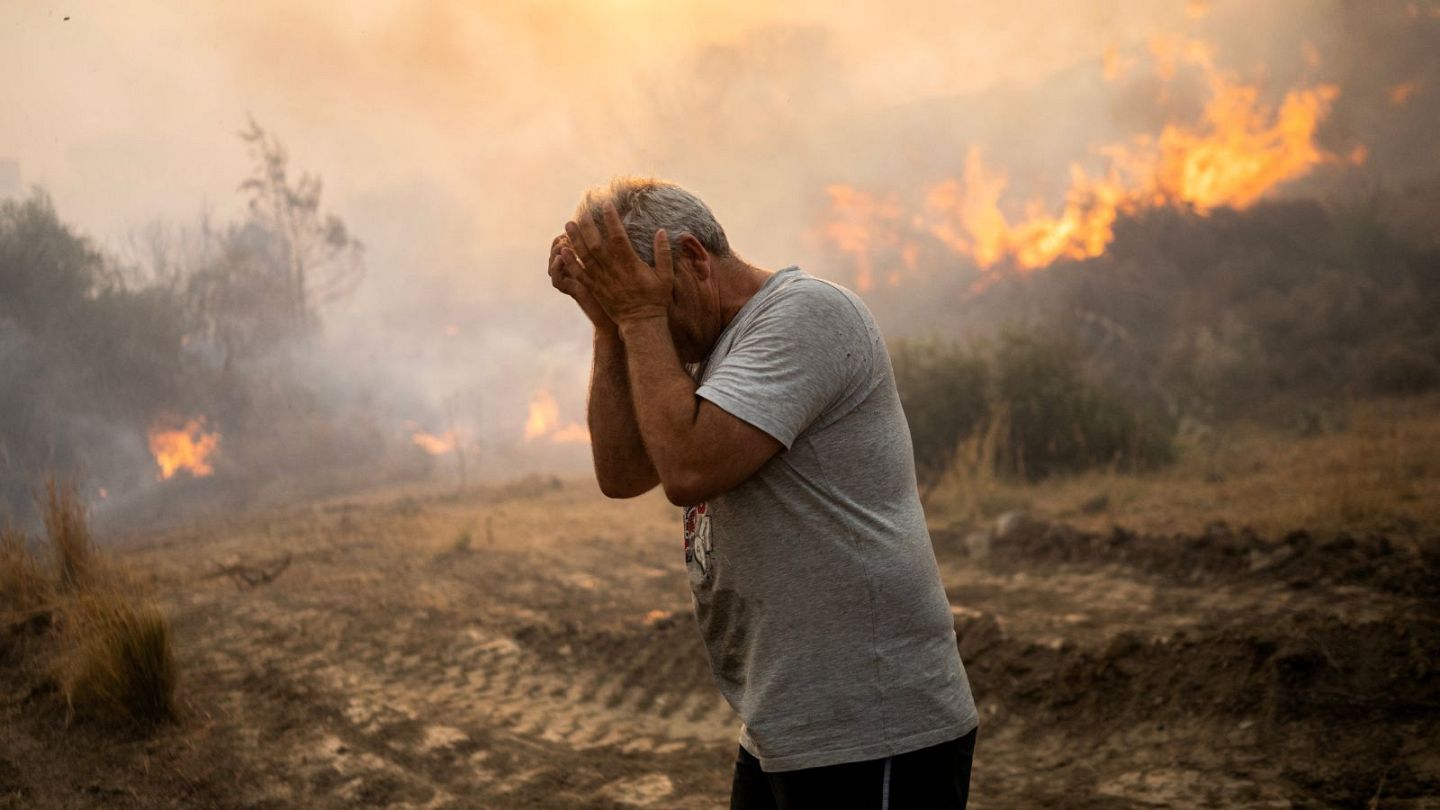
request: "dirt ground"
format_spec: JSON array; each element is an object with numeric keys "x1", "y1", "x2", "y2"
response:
[{"x1": 3, "y1": 477, "x2": 1438, "y2": 808}]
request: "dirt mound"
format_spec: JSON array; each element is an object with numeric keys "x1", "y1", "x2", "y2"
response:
[
  {"x1": 956, "y1": 607, "x2": 1440, "y2": 804},
  {"x1": 948, "y1": 518, "x2": 1440, "y2": 598}
]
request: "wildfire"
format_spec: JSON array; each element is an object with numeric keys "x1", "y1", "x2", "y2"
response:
[
  {"x1": 1388, "y1": 80, "x2": 1420, "y2": 106},
  {"x1": 1101, "y1": 44, "x2": 1135, "y2": 82},
  {"x1": 523, "y1": 390, "x2": 590, "y2": 444},
  {"x1": 823, "y1": 40, "x2": 1353, "y2": 278},
  {"x1": 411, "y1": 429, "x2": 457, "y2": 455},
  {"x1": 148, "y1": 417, "x2": 220, "y2": 480}
]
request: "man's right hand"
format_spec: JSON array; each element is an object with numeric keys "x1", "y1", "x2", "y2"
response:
[{"x1": 549, "y1": 233, "x2": 613, "y2": 331}]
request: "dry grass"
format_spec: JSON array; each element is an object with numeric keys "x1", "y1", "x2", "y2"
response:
[
  {"x1": 928, "y1": 395, "x2": 1440, "y2": 536},
  {"x1": 0, "y1": 526, "x2": 52, "y2": 618},
  {"x1": 42, "y1": 478, "x2": 93, "y2": 590},
  {"x1": 57, "y1": 586, "x2": 177, "y2": 727},
  {"x1": 1, "y1": 479, "x2": 178, "y2": 729}
]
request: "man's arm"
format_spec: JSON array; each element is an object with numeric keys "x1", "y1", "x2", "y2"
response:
[
  {"x1": 587, "y1": 327, "x2": 661, "y2": 498},
  {"x1": 549, "y1": 233, "x2": 658, "y2": 498},
  {"x1": 561, "y1": 203, "x2": 782, "y2": 506},
  {"x1": 616, "y1": 315, "x2": 782, "y2": 506}
]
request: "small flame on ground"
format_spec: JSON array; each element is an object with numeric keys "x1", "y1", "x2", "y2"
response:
[
  {"x1": 148, "y1": 417, "x2": 220, "y2": 480},
  {"x1": 411, "y1": 429, "x2": 457, "y2": 455},
  {"x1": 524, "y1": 390, "x2": 590, "y2": 444},
  {"x1": 1388, "y1": 80, "x2": 1421, "y2": 106}
]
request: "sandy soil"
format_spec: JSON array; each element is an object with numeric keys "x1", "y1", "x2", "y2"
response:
[{"x1": 2, "y1": 477, "x2": 1437, "y2": 808}]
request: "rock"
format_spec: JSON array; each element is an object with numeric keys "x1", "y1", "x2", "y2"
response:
[
  {"x1": 994, "y1": 510, "x2": 1034, "y2": 539},
  {"x1": 963, "y1": 530, "x2": 993, "y2": 559},
  {"x1": 954, "y1": 610, "x2": 1004, "y2": 660}
]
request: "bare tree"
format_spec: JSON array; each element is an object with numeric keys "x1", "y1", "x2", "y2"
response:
[{"x1": 238, "y1": 117, "x2": 364, "y2": 329}]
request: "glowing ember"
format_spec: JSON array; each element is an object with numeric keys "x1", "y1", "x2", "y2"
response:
[
  {"x1": 824, "y1": 42, "x2": 1353, "y2": 278},
  {"x1": 1388, "y1": 80, "x2": 1420, "y2": 106},
  {"x1": 524, "y1": 390, "x2": 590, "y2": 444},
  {"x1": 148, "y1": 417, "x2": 220, "y2": 480}
]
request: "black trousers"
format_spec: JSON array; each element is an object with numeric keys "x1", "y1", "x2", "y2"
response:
[{"x1": 730, "y1": 728, "x2": 977, "y2": 810}]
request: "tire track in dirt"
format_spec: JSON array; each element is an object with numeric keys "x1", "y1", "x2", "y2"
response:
[{"x1": 203, "y1": 596, "x2": 736, "y2": 807}]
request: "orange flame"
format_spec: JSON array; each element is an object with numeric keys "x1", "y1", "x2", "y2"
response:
[
  {"x1": 523, "y1": 390, "x2": 590, "y2": 444},
  {"x1": 1101, "y1": 44, "x2": 1134, "y2": 82},
  {"x1": 823, "y1": 185, "x2": 908, "y2": 293},
  {"x1": 825, "y1": 44, "x2": 1351, "y2": 277},
  {"x1": 148, "y1": 417, "x2": 219, "y2": 480},
  {"x1": 1388, "y1": 80, "x2": 1420, "y2": 106},
  {"x1": 411, "y1": 429, "x2": 457, "y2": 455}
]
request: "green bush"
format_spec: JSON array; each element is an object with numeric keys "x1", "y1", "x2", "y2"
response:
[
  {"x1": 890, "y1": 339, "x2": 988, "y2": 495},
  {"x1": 892, "y1": 328, "x2": 1176, "y2": 487},
  {"x1": 989, "y1": 330, "x2": 1175, "y2": 480}
]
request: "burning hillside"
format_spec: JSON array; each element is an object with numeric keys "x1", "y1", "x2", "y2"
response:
[{"x1": 823, "y1": 39, "x2": 1361, "y2": 288}]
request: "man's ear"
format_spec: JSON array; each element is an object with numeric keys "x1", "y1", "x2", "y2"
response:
[{"x1": 679, "y1": 234, "x2": 710, "y2": 280}]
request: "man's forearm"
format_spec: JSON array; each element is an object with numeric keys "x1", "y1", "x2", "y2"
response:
[
  {"x1": 616, "y1": 316, "x2": 704, "y2": 502},
  {"x1": 587, "y1": 327, "x2": 659, "y2": 497}
]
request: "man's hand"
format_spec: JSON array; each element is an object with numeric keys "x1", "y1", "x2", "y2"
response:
[
  {"x1": 562, "y1": 201, "x2": 673, "y2": 324},
  {"x1": 548, "y1": 233, "x2": 612, "y2": 330}
]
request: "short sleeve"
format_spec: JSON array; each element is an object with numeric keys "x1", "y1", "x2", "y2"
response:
[{"x1": 695, "y1": 282, "x2": 872, "y2": 449}]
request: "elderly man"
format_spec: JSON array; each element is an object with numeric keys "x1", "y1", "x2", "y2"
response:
[{"x1": 548, "y1": 178, "x2": 978, "y2": 809}]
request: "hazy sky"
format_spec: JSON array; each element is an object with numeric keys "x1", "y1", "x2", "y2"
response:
[{"x1": 3, "y1": 1, "x2": 1199, "y2": 272}]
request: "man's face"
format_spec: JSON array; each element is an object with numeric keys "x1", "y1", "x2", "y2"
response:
[{"x1": 665, "y1": 245, "x2": 721, "y2": 364}]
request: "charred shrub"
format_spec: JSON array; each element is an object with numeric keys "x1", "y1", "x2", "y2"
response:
[{"x1": 1361, "y1": 340, "x2": 1440, "y2": 396}]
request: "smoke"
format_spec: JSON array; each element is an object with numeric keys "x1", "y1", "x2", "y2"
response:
[{"x1": 1, "y1": 0, "x2": 1436, "y2": 527}]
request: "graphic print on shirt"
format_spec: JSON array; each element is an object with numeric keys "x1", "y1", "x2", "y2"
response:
[{"x1": 683, "y1": 502, "x2": 712, "y2": 575}]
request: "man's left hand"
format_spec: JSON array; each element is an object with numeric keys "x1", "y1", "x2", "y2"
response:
[{"x1": 562, "y1": 200, "x2": 673, "y2": 324}]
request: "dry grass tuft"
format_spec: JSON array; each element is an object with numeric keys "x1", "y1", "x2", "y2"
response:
[
  {"x1": 42, "y1": 478, "x2": 93, "y2": 590},
  {"x1": 58, "y1": 587, "x2": 178, "y2": 727},
  {"x1": 0, "y1": 526, "x2": 52, "y2": 618},
  {"x1": 2, "y1": 479, "x2": 180, "y2": 731}
]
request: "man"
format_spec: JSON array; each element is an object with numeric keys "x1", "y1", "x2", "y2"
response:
[{"x1": 548, "y1": 177, "x2": 978, "y2": 809}]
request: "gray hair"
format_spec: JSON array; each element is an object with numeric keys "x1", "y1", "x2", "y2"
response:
[{"x1": 579, "y1": 177, "x2": 732, "y2": 266}]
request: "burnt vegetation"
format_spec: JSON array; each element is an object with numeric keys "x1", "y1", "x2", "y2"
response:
[{"x1": 0, "y1": 121, "x2": 427, "y2": 529}]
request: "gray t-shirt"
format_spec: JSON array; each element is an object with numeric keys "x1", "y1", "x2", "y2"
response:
[{"x1": 684, "y1": 266, "x2": 978, "y2": 772}]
